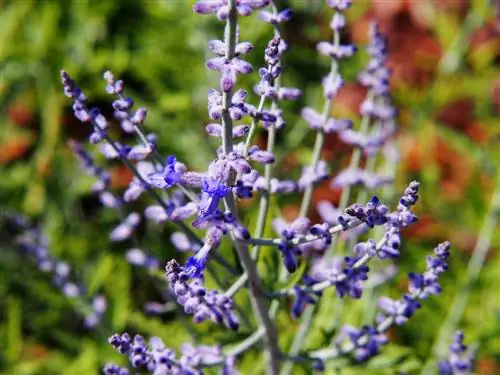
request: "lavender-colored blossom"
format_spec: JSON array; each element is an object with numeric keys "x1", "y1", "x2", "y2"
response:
[
  {"x1": 322, "y1": 72, "x2": 344, "y2": 99},
  {"x1": 124, "y1": 162, "x2": 156, "y2": 202},
  {"x1": 195, "y1": 178, "x2": 231, "y2": 225},
  {"x1": 377, "y1": 241, "x2": 451, "y2": 325},
  {"x1": 331, "y1": 168, "x2": 392, "y2": 189},
  {"x1": 316, "y1": 200, "x2": 340, "y2": 225},
  {"x1": 104, "y1": 71, "x2": 156, "y2": 143},
  {"x1": 301, "y1": 107, "x2": 352, "y2": 133},
  {"x1": 317, "y1": 42, "x2": 357, "y2": 59},
  {"x1": 408, "y1": 241, "x2": 450, "y2": 299},
  {"x1": 147, "y1": 155, "x2": 186, "y2": 190},
  {"x1": 291, "y1": 276, "x2": 322, "y2": 319},
  {"x1": 84, "y1": 295, "x2": 107, "y2": 328},
  {"x1": 337, "y1": 196, "x2": 388, "y2": 229},
  {"x1": 358, "y1": 24, "x2": 391, "y2": 97},
  {"x1": 125, "y1": 248, "x2": 159, "y2": 270},
  {"x1": 439, "y1": 331, "x2": 475, "y2": 375},
  {"x1": 259, "y1": 8, "x2": 293, "y2": 24},
  {"x1": 108, "y1": 333, "x2": 215, "y2": 373},
  {"x1": 208, "y1": 89, "x2": 256, "y2": 121},
  {"x1": 273, "y1": 217, "x2": 311, "y2": 273},
  {"x1": 298, "y1": 160, "x2": 329, "y2": 190},
  {"x1": 171, "y1": 232, "x2": 201, "y2": 253},
  {"x1": 254, "y1": 175, "x2": 297, "y2": 194},
  {"x1": 206, "y1": 123, "x2": 250, "y2": 138},
  {"x1": 166, "y1": 260, "x2": 239, "y2": 329},
  {"x1": 221, "y1": 355, "x2": 240, "y2": 375},
  {"x1": 69, "y1": 140, "x2": 111, "y2": 192},
  {"x1": 264, "y1": 35, "x2": 287, "y2": 66},
  {"x1": 103, "y1": 364, "x2": 129, "y2": 375},
  {"x1": 99, "y1": 191, "x2": 120, "y2": 209},
  {"x1": 335, "y1": 324, "x2": 388, "y2": 362},
  {"x1": 326, "y1": 0, "x2": 352, "y2": 10},
  {"x1": 207, "y1": 56, "x2": 253, "y2": 92},
  {"x1": 109, "y1": 212, "x2": 141, "y2": 242},
  {"x1": 194, "y1": 0, "x2": 270, "y2": 21}
]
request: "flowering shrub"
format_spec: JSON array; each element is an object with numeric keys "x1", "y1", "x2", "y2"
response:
[
  {"x1": 56, "y1": 0, "x2": 476, "y2": 374},
  {"x1": 6, "y1": 0, "x2": 500, "y2": 374}
]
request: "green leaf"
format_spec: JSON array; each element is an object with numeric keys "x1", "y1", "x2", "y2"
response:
[
  {"x1": 5, "y1": 297, "x2": 22, "y2": 364},
  {"x1": 87, "y1": 254, "x2": 115, "y2": 296},
  {"x1": 108, "y1": 260, "x2": 131, "y2": 331}
]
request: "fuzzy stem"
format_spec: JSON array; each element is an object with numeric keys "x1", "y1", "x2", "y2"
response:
[{"x1": 220, "y1": 2, "x2": 280, "y2": 373}]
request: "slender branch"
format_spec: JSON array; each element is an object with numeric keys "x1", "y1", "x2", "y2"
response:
[
  {"x1": 243, "y1": 95, "x2": 267, "y2": 156},
  {"x1": 269, "y1": 238, "x2": 385, "y2": 298},
  {"x1": 245, "y1": 219, "x2": 361, "y2": 247},
  {"x1": 334, "y1": 90, "x2": 375, "y2": 221},
  {"x1": 280, "y1": 26, "x2": 342, "y2": 375}
]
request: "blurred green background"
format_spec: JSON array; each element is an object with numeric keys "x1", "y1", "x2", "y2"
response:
[{"x1": 0, "y1": 0, "x2": 499, "y2": 374}]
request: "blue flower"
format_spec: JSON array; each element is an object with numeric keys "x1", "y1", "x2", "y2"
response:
[
  {"x1": 194, "y1": 178, "x2": 231, "y2": 226},
  {"x1": 148, "y1": 155, "x2": 184, "y2": 189}
]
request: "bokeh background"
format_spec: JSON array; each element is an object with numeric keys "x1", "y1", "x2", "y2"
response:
[{"x1": 1, "y1": 0, "x2": 499, "y2": 374}]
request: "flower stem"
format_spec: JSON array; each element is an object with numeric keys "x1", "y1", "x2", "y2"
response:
[
  {"x1": 280, "y1": 26, "x2": 341, "y2": 375},
  {"x1": 220, "y1": 2, "x2": 280, "y2": 373}
]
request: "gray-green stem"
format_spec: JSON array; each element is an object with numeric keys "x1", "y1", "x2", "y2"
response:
[{"x1": 220, "y1": 2, "x2": 280, "y2": 373}]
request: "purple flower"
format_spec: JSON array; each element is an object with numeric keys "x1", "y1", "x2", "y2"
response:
[
  {"x1": 358, "y1": 24, "x2": 391, "y2": 97},
  {"x1": 69, "y1": 140, "x2": 111, "y2": 192},
  {"x1": 298, "y1": 160, "x2": 329, "y2": 190},
  {"x1": 194, "y1": 0, "x2": 270, "y2": 21},
  {"x1": 322, "y1": 72, "x2": 344, "y2": 99},
  {"x1": 259, "y1": 8, "x2": 293, "y2": 24},
  {"x1": 206, "y1": 57, "x2": 253, "y2": 92},
  {"x1": 221, "y1": 355, "x2": 240, "y2": 375},
  {"x1": 376, "y1": 241, "x2": 451, "y2": 326},
  {"x1": 439, "y1": 331, "x2": 475, "y2": 375},
  {"x1": 377, "y1": 295, "x2": 421, "y2": 325},
  {"x1": 317, "y1": 42, "x2": 357, "y2": 59},
  {"x1": 302, "y1": 107, "x2": 351, "y2": 133},
  {"x1": 165, "y1": 260, "x2": 239, "y2": 329},
  {"x1": 264, "y1": 35, "x2": 287, "y2": 66},
  {"x1": 103, "y1": 364, "x2": 129, "y2": 375},
  {"x1": 273, "y1": 217, "x2": 310, "y2": 273},
  {"x1": 125, "y1": 248, "x2": 159, "y2": 270},
  {"x1": 195, "y1": 178, "x2": 231, "y2": 226},
  {"x1": 291, "y1": 276, "x2": 322, "y2": 318},
  {"x1": 327, "y1": 0, "x2": 352, "y2": 10},
  {"x1": 124, "y1": 162, "x2": 156, "y2": 202},
  {"x1": 337, "y1": 196, "x2": 388, "y2": 229},
  {"x1": 408, "y1": 241, "x2": 450, "y2": 299},
  {"x1": 332, "y1": 168, "x2": 392, "y2": 189},
  {"x1": 208, "y1": 89, "x2": 253, "y2": 121},
  {"x1": 84, "y1": 295, "x2": 107, "y2": 328},
  {"x1": 335, "y1": 324, "x2": 388, "y2": 362},
  {"x1": 147, "y1": 156, "x2": 186, "y2": 190},
  {"x1": 109, "y1": 212, "x2": 141, "y2": 242},
  {"x1": 171, "y1": 232, "x2": 201, "y2": 253}
]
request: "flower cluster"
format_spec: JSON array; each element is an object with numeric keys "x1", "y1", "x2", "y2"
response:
[
  {"x1": 438, "y1": 331, "x2": 475, "y2": 375},
  {"x1": 107, "y1": 333, "x2": 231, "y2": 375},
  {"x1": 166, "y1": 260, "x2": 239, "y2": 330},
  {"x1": 325, "y1": 242, "x2": 451, "y2": 363}
]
